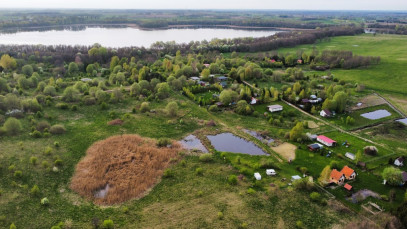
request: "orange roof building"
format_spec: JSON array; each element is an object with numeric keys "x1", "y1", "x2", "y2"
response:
[
  {"x1": 341, "y1": 166, "x2": 356, "y2": 180},
  {"x1": 344, "y1": 183, "x2": 352, "y2": 191},
  {"x1": 330, "y1": 169, "x2": 345, "y2": 185}
]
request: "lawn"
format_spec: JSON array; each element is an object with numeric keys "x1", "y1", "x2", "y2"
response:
[{"x1": 321, "y1": 104, "x2": 401, "y2": 131}]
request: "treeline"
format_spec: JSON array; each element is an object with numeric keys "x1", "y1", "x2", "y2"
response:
[
  {"x1": 310, "y1": 50, "x2": 380, "y2": 70},
  {"x1": 367, "y1": 23, "x2": 407, "y2": 35},
  {"x1": 0, "y1": 26, "x2": 364, "y2": 70}
]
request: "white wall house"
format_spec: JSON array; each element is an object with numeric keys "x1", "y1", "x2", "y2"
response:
[{"x1": 268, "y1": 105, "x2": 283, "y2": 113}]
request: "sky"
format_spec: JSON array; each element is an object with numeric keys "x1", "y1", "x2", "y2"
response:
[{"x1": 1, "y1": 0, "x2": 407, "y2": 11}]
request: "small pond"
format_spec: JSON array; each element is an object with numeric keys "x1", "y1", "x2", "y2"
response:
[
  {"x1": 179, "y1": 134, "x2": 208, "y2": 153},
  {"x1": 207, "y1": 133, "x2": 268, "y2": 156},
  {"x1": 397, "y1": 118, "x2": 407, "y2": 125},
  {"x1": 243, "y1": 129, "x2": 274, "y2": 145},
  {"x1": 361, "y1": 109, "x2": 391, "y2": 120},
  {"x1": 349, "y1": 189, "x2": 380, "y2": 203},
  {"x1": 94, "y1": 184, "x2": 110, "y2": 198}
]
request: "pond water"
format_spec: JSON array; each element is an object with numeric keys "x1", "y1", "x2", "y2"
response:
[
  {"x1": 243, "y1": 129, "x2": 274, "y2": 145},
  {"x1": 94, "y1": 184, "x2": 110, "y2": 199},
  {"x1": 0, "y1": 26, "x2": 279, "y2": 48},
  {"x1": 349, "y1": 189, "x2": 380, "y2": 203},
  {"x1": 397, "y1": 118, "x2": 407, "y2": 125},
  {"x1": 361, "y1": 109, "x2": 391, "y2": 120},
  {"x1": 179, "y1": 134, "x2": 208, "y2": 153},
  {"x1": 207, "y1": 132, "x2": 268, "y2": 156}
]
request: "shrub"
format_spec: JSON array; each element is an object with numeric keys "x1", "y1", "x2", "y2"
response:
[
  {"x1": 44, "y1": 146, "x2": 53, "y2": 155},
  {"x1": 157, "y1": 138, "x2": 171, "y2": 147},
  {"x1": 8, "y1": 164, "x2": 15, "y2": 172},
  {"x1": 217, "y1": 212, "x2": 224, "y2": 220},
  {"x1": 54, "y1": 159, "x2": 63, "y2": 166},
  {"x1": 310, "y1": 192, "x2": 321, "y2": 202},
  {"x1": 247, "y1": 188, "x2": 256, "y2": 194},
  {"x1": 296, "y1": 221, "x2": 305, "y2": 229},
  {"x1": 195, "y1": 167, "x2": 203, "y2": 176},
  {"x1": 293, "y1": 177, "x2": 315, "y2": 191},
  {"x1": 30, "y1": 184, "x2": 40, "y2": 196},
  {"x1": 103, "y1": 219, "x2": 114, "y2": 229},
  {"x1": 30, "y1": 156, "x2": 38, "y2": 165},
  {"x1": 199, "y1": 153, "x2": 213, "y2": 162},
  {"x1": 36, "y1": 121, "x2": 50, "y2": 132},
  {"x1": 43, "y1": 85, "x2": 57, "y2": 96},
  {"x1": 42, "y1": 161, "x2": 49, "y2": 168},
  {"x1": 100, "y1": 102, "x2": 108, "y2": 110},
  {"x1": 163, "y1": 169, "x2": 174, "y2": 178},
  {"x1": 329, "y1": 160, "x2": 339, "y2": 170},
  {"x1": 364, "y1": 146, "x2": 378, "y2": 156},
  {"x1": 30, "y1": 130, "x2": 42, "y2": 138},
  {"x1": 166, "y1": 101, "x2": 178, "y2": 117},
  {"x1": 180, "y1": 160, "x2": 186, "y2": 167},
  {"x1": 208, "y1": 105, "x2": 219, "y2": 112},
  {"x1": 228, "y1": 175, "x2": 238, "y2": 185},
  {"x1": 140, "y1": 102, "x2": 150, "y2": 113},
  {"x1": 10, "y1": 223, "x2": 16, "y2": 229},
  {"x1": 71, "y1": 105, "x2": 78, "y2": 111},
  {"x1": 54, "y1": 141, "x2": 60, "y2": 147},
  {"x1": 3, "y1": 117, "x2": 22, "y2": 135},
  {"x1": 14, "y1": 170, "x2": 22, "y2": 178},
  {"x1": 41, "y1": 197, "x2": 49, "y2": 206},
  {"x1": 56, "y1": 102, "x2": 69, "y2": 109},
  {"x1": 50, "y1": 125, "x2": 66, "y2": 135}
]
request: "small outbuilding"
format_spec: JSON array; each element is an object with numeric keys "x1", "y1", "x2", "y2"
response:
[
  {"x1": 344, "y1": 183, "x2": 352, "y2": 191},
  {"x1": 190, "y1": 76, "x2": 200, "y2": 81},
  {"x1": 320, "y1": 109, "x2": 332, "y2": 118},
  {"x1": 254, "y1": 172, "x2": 262, "y2": 180},
  {"x1": 291, "y1": 175, "x2": 302, "y2": 181},
  {"x1": 268, "y1": 105, "x2": 283, "y2": 113},
  {"x1": 306, "y1": 133, "x2": 318, "y2": 141},
  {"x1": 317, "y1": 135, "x2": 337, "y2": 147},
  {"x1": 345, "y1": 152, "x2": 356, "y2": 160},
  {"x1": 394, "y1": 157, "x2": 405, "y2": 167},
  {"x1": 250, "y1": 97, "x2": 258, "y2": 105},
  {"x1": 308, "y1": 143, "x2": 322, "y2": 151},
  {"x1": 266, "y1": 169, "x2": 277, "y2": 176}
]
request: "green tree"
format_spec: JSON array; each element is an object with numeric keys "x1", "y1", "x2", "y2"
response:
[
  {"x1": 166, "y1": 101, "x2": 178, "y2": 117},
  {"x1": 219, "y1": 90, "x2": 238, "y2": 105},
  {"x1": 0, "y1": 54, "x2": 17, "y2": 70},
  {"x1": 289, "y1": 122, "x2": 304, "y2": 142},
  {"x1": 318, "y1": 165, "x2": 332, "y2": 186},
  {"x1": 0, "y1": 78, "x2": 10, "y2": 93},
  {"x1": 22, "y1": 65, "x2": 33, "y2": 76},
  {"x1": 110, "y1": 56, "x2": 120, "y2": 71},
  {"x1": 86, "y1": 64, "x2": 95, "y2": 75},
  {"x1": 43, "y1": 85, "x2": 57, "y2": 96},
  {"x1": 68, "y1": 62, "x2": 79, "y2": 75},
  {"x1": 3, "y1": 117, "x2": 22, "y2": 135},
  {"x1": 293, "y1": 82, "x2": 301, "y2": 94},
  {"x1": 382, "y1": 167, "x2": 402, "y2": 186},
  {"x1": 333, "y1": 91, "x2": 348, "y2": 113},
  {"x1": 62, "y1": 86, "x2": 80, "y2": 102},
  {"x1": 130, "y1": 83, "x2": 141, "y2": 96},
  {"x1": 355, "y1": 150, "x2": 363, "y2": 163},
  {"x1": 156, "y1": 83, "x2": 171, "y2": 99}
]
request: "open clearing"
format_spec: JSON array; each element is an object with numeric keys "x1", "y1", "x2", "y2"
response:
[
  {"x1": 351, "y1": 94, "x2": 386, "y2": 111},
  {"x1": 70, "y1": 134, "x2": 181, "y2": 205},
  {"x1": 308, "y1": 121, "x2": 320, "y2": 129},
  {"x1": 271, "y1": 142, "x2": 297, "y2": 160}
]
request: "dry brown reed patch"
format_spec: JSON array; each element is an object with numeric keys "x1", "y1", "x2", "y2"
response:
[
  {"x1": 107, "y1": 119, "x2": 124, "y2": 126},
  {"x1": 70, "y1": 134, "x2": 181, "y2": 205}
]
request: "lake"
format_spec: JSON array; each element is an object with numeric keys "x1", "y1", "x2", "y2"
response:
[{"x1": 0, "y1": 26, "x2": 279, "y2": 48}]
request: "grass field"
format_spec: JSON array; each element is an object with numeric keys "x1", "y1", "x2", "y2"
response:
[{"x1": 322, "y1": 104, "x2": 401, "y2": 130}]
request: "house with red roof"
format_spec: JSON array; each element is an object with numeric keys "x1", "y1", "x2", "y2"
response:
[
  {"x1": 341, "y1": 165, "x2": 356, "y2": 180},
  {"x1": 330, "y1": 169, "x2": 345, "y2": 185},
  {"x1": 317, "y1": 135, "x2": 337, "y2": 147},
  {"x1": 344, "y1": 183, "x2": 352, "y2": 191}
]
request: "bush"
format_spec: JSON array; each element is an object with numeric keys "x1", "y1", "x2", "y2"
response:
[
  {"x1": 54, "y1": 159, "x2": 63, "y2": 166},
  {"x1": 163, "y1": 169, "x2": 174, "y2": 178},
  {"x1": 54, "y1": 141, "x2": 60, "y2": 148},
  {"x1": 36, "y1": 121, "x2": 50, "y2": 132},
  {"x1": 208, "y1": 105, "x2": 219, "y2": 112},
  {"x1": 14, "y1": 170, "x2": 22, "y2": 178},
  {"x1": 217, "y1": 212, "x2": 224, "y2": 220},
  {"x1": 3, "y1": 117, "x2": 22, "y2": 135},
  {"x1": 247, "y1": 188, "x2": 256, "y2": 194},
  {"x1": 30, "y1": 156, "x2": 38, "y2": 165},
  {"x1": 296, "y1": 221, "x2": 305, "y2": 228},
  {"x1": 41, "y1": 197, "x2": 49, "y2": 206},
  {"x1": 195, "y1": 167, "x2": 203, "y2": 176},
  {"x1": 140, "y1": 102, "x2": 150, "y2": 113},
  {"x1": 199, "y1": 153, "x2": 213, "y2": 162},
  {"x1": 10, "y1": 223, "x2": 16, "y2": 229},
  {"x1": 30, "y1": 130, "x2": 42, "y2": 138},
  {"x1": 55, "y1": 102, "x2": 69, "y2": 109},
  {"x1": 228, "y1": 175, "x2": 238, "y2": 185},
  {"x1": 8, "y1": 164, "x2": 15, "y2": 172},
  {"x1": 180, "y1": 160, "x2": 186, "y2": 167},
  {"x1": 44, "y1": 146, "x2": 53, "y2": 155},
  {"x1": 157, "y1": 138, "x2": 171, "y2": 147},
  {"x1": 30, "y1": 184, "x2": 40, "y2": 196},
  {"x1": 364, "y1": 146, "x2": 378, "y2": 156},
  {"x1": 166, "y1": 101, "x2": 178, "y2": 117},
  {"x1": 71, "y1": 105, "x2": 78, "y2": 111},
  {"x1": 49, "y1": 125, "x2": 66, "y2": 134},
  {"x1": 42, "y1": 161, "x2": 49, "y2": 168},
  {"x1": 310, "y1": 192, "x2": 321, "y2": 202},
  {"x1": 103, "y1": 219, "x2": 114, "y2": 229}
]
